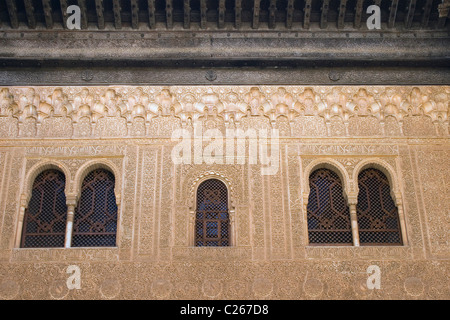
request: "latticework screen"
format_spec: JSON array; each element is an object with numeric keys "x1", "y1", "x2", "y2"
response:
[
  {"x1": 357, "y1": 168, "x2": 402, "y2": 245},
  {"x1": 72, "y1": 169, "x2": 118, "y2": 247},
  {"x1": 21, "y1": 170, "x2": 67, "y2": 248},
  {"x1": 307, "y1": 169, "x2": 353, "y2": 245},
  {"x1": 195, "y1": 179, "x2": 230, "y2": 247}
]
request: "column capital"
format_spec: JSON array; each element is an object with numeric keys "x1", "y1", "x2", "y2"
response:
[
  {"x1": 393, "y1": 192, "x2": 403, "y2": 206},
  {"x1": 19, "y1": 194, "x2": 28, "y2": 207},
  {"x1": 115, "y1": 193, "x2": 121, "y2": 206},
  {"x1": 66, "y1": 194, "x2": 78, "y2": 206},
  {"x1": 347, "y1": 194, "x2": 358, "y2": 206}
]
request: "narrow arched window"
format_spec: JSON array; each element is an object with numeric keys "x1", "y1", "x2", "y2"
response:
[
  {"x1": 307, "y1": 168, "x2": 352, "y2": 245},
  {"x1": 72, "y1": 169, "x2": 118, "y2": 247},
  {"x1": 21, "y1": 170, "x2": 67, "y2": 248},
  {"x1": 195, "y1": 179, "x2": 230, "y2": 247},
  {"x1": 357, "y1": 168, "x2": 402, "y2": 245}
]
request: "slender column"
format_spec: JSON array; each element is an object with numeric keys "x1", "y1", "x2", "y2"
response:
[
  {"x1": 396, "y1": 199, "x2": 408, "y2": 246},
  {"x1": 65, "y1": 196, "x2": 78, "y2": 248},
  {"x1": 348, "y1": 197, "x2": 360, "y2": 247},
  {"x1": 303, "y1": 195, "x2": 310, "y2": 245},
  {"x1": 14, "y1": 196, "x2": 28, "y2": 248},
  {"x1": 229, "y1": 208, "x2": 236, "y2": 246},
  {"x1": 189, "y1": 209, "x2": 195, "y2": 246}
]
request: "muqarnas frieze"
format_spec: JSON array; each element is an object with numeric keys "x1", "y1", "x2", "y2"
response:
[{"x1": 0, "y1": 86, "x2": 448, "y2": 139}]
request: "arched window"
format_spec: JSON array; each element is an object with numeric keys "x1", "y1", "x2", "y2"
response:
[
  {"x1": 195, "y1": 179, "x2": 230, "y2": 247},
  {"x1": 357, "y1": 168, "x2": 402, "y2": 245},
  {"x1": 307, "y1": 168, "x2": 353, "y2": 245},
  {"x1": 72, "y1": 169, "x2": 118, "y2": 247},
  {"x1": 21, "y1": 170, "x2": 67, "y2": 248}
]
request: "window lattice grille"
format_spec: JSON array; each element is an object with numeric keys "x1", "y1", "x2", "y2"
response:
[
  {"x1": 357, "y1": 168, "x2": 402, "y2": 245},
  {"x1": 195, "y1": 179, "x2": 230, "y2": 247},
  {"x1": 72, "y1": 169, "x2": 118, "y2": 247},
  {"x1": 307, "y1": 169, "x2": 353, "y2": 245},
  {"x1": 21, "y1": 170, "x2": 67, "y2": 248}
]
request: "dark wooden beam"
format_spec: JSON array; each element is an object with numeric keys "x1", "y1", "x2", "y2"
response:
[
  {"x1": 405, "y1": 0, "x2": 417, "y2": 29},
  {"x1": 166, "y1": 0, "x2": 173, "y2": 29},
  {"x1": 5, "y1": 0, "x2": 19, "y2": 29},
  {"x1": 388, "y1": 0, "x2": 399, "y2": 28},
  {"x1": 218, "y1": 0, "x2": 226, "y2": 29},
  {"x1": 148, "y1": 0, "x2": 156, "y2": 29},
  {"x1": 183, "y1": 0, "x2": 191, "y2": 29},
  {"x1": 252, "y1": 0, "x2": 261, "y2": 29},
  {"x1": 437, "y1": 0, "x2": 450, "y2": 29},
  {"x1": 269, "y1": 0, "x2": 277, "y2": 29},
  {"x1": 60, "y1": 0, "x2": 69, "y2": 29},
  {"x1": 337, "y1": 0, "x2": 347, "y2": 29},
  {"x1": 113, "y1": 0, "x2": 122, "y2": 29},
  {"x1": 95, "y1": 0, "x2": 105, "y2": 29},
  {"x1": 354, "y1": 0, "x2": 364, "y2": 29},
  {"x1": 42, "y1": 0, "x2": 54, "y2": 29},
  {"x1": 421, "y1": 0, "x2": 433, "y2": 28},
  {"x1": 320, "y1": 0, "x2": 329, "y2": 29},
  {"x1": 286, "y1": 0, "x2": 294, "y2": 29},
  {"x1": 131, "y1": 0, "x2": 139, "y2": 29},
  {"x1": 77, "y1": 0, "x2": 88, "y2": 29},
  {"x1": 200, "y1": 0, "x2": 207, "y2": 29},
  {"x1": 24, "y1": 0, "x2": 37, "y2": 29},
  {"x1": 235, "y1": 0, "x2": 242, "y2": 29},
  {"x1": 303, "y1": 0, "x2": 312, "y2": 29}
]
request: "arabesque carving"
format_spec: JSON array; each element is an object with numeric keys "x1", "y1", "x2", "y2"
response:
[{"x1": 0, "y1": 85, "x2": 448, "y2": 300}]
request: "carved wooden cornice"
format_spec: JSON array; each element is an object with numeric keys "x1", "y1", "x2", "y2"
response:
[{"x1": 1, "y1": 0, "x2": 448, "y2": 31}]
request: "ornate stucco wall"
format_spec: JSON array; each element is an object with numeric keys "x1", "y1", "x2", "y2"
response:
[{"x1": 0, "y1": 85, "x2": 448, "y2": 300}]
